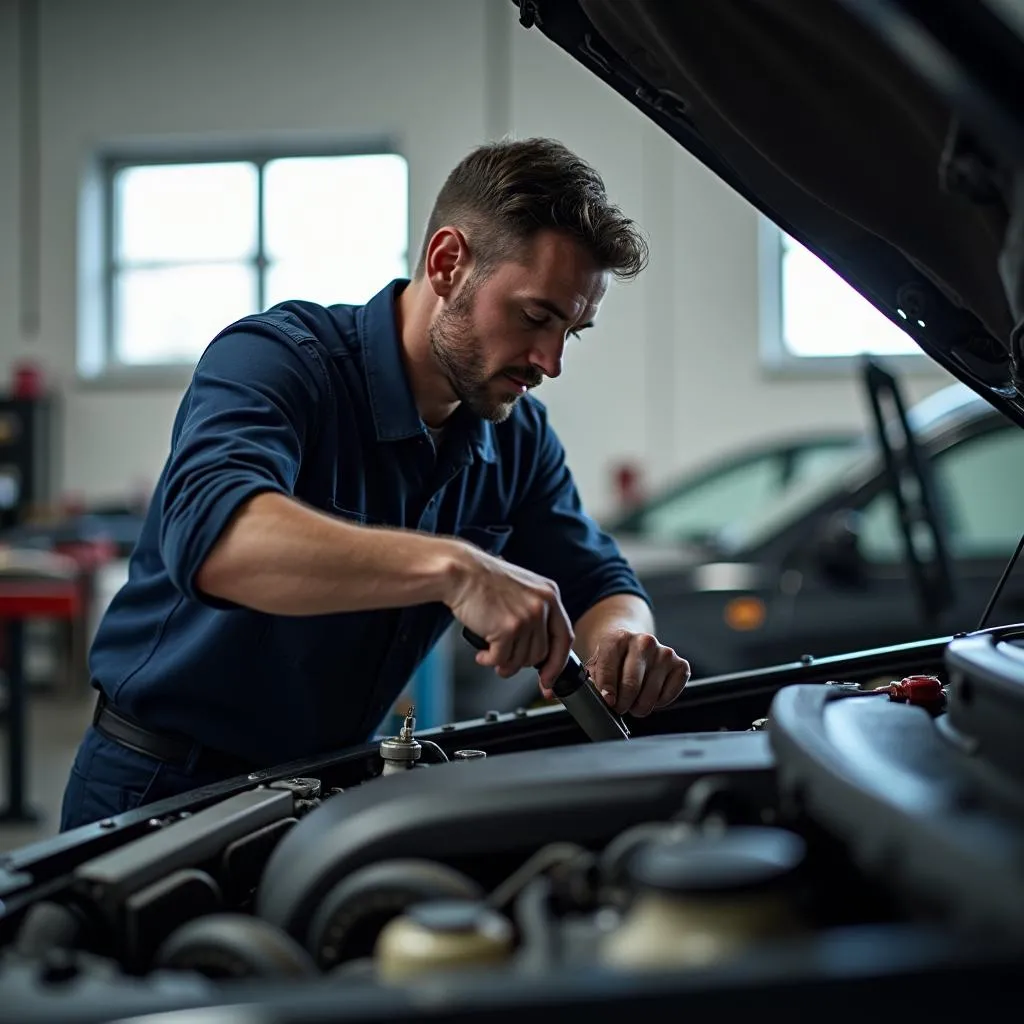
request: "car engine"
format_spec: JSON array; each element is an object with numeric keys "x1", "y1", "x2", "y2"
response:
[{"x1": 0, "y1": 630, "x2": 1022, "y2": 1022}]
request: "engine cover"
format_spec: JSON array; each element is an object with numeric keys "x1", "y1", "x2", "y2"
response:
[
  {"x1": 769, "y1": 681, "x2": 1024, "y2": 944},
  {"x1": 257, "y1": 731, "x2": 774, "y2": 939}
]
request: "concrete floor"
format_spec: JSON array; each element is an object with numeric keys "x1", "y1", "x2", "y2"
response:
[{"x1": 0, "y1": 687, "x2": 94, "y2": 852}]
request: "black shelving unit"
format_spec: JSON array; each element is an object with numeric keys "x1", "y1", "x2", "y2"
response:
[{"x1": 0, "y1": 395, "x2": 57, "y2": 530}]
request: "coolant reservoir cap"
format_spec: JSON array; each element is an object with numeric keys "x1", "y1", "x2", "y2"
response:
[
  {"x1": 628, "y1": 827, "x2": 806, "y2": 896},
  {"x1": 407, "y1": 899, "x2": 492, "y2": 934}
]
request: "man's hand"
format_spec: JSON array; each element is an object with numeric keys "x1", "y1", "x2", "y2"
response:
[
  {"x1": 578, "y1": 628, "x2": 690, "y2": 717},
  {"x1": 444, "y1": 543, "x2": 575, "y2": 692}
]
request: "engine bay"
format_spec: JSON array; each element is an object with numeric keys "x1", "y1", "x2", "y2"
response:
[{"x1": 0, "y1": 631, "x2": 1022, "y2": 1022}]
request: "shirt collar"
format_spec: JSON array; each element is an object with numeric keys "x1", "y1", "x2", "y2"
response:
[{"x1": 358, "y1": 279, "x2": 497, "y2": 464}]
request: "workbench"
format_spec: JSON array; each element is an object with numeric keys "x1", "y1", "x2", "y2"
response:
[{"x1": 0, "y1": 549, "x2": 84, "y2": 824}]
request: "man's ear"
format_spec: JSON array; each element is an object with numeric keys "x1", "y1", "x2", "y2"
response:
[{"x1": 424, "y1": 226, "x2": 472, "y2": 299}]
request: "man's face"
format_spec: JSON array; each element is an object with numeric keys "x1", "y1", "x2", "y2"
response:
[{"x1": 428, "y1": 229, "x2": 609, "y2": 422}]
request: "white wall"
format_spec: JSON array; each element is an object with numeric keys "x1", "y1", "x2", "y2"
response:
[
  {"x1": 505, "y1": 16, "x2": 951, "y2": 506},
  {"x1": 0, "y1": 0, "x2": 951, "y2": 517},
  {"x1": 0, "y1": 1, "x2": 21, "y2": 360}
]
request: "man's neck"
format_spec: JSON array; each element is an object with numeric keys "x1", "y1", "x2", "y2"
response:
[{"x1": 395, "y1": 277, "x2": 460, "y2": 429}]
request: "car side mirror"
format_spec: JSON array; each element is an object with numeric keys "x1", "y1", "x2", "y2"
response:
[{"x1": 814, "y1": 509, "x2": 866, "y2": 585}]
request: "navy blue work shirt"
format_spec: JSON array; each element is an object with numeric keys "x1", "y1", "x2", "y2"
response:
[{"x1": 90, "y1": 279, "x2": 649, "y2": 767}]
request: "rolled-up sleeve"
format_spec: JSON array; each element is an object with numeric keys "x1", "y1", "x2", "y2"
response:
[
  {"x1": 158, "y1": 323, "x2": 327, "y2": 604},
  {"x1": 502, "y1": 405, "x2": 651, "y2": 624}
]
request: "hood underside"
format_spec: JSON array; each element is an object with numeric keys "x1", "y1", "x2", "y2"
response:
[{"x1": 515, "y1": 0, "x2": 1024, "y2": 426}]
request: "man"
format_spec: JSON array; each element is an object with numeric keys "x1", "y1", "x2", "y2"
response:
[{"x1": 60, "y1": 137, "x2": 690, "y2": 831}]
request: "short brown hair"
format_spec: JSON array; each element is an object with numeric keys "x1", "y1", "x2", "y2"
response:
[{"x1": 415, "y1": 137, "x2": 648, "y2": 281}]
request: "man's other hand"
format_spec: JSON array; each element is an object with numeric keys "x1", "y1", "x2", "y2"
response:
[{"x1": 581, "y1": 629, "x2": 690, "y2": 716}]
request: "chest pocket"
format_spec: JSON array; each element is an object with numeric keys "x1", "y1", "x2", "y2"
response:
[
  {"x1": 330, "y1": 502, "x2": 386, "y2": 527},
  {"x1": 457, "y1": 523, "x2": 513, "y2": 556}
]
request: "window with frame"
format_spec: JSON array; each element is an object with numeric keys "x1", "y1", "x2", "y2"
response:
[
  {"x1": 632, "y1": 441, "x2": 857, "y2": 544},
  {"x1": 857, "y1": 425, "x2": 1024, "y2": 562},
  {"x1": 102, "y1": 151, "x2": 409, "y2": 369},
  {"x1": 760, "y1": 221, "x2": 924, "y2": 365}
]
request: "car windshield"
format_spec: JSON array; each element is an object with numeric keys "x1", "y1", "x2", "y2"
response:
[
  {"x1": 620, "y1": 385, "x2": 984, "y2": 554},
  {"x1": 712, "y1": 444, "x2": 875, "y2": 552},
  {"x1": 621, "y1": 441, "x2": 861, "y2": 548}
]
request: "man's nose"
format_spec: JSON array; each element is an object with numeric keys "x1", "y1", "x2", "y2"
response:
[{"x1": 528, "y1": 334, "x2": 566, "y2": 380}]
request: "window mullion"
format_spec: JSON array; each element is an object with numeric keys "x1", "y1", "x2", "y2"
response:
[
  {"x1": 106, "y1": 162, "x2": 119, "y2": 367},
  {"x1": 256, "y1": 159, "x2": 266, "y2": 310}
]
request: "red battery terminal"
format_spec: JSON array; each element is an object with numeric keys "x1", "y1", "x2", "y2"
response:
[{"x1": 880, "y1": 675, "x2": 944, "y2": 705}]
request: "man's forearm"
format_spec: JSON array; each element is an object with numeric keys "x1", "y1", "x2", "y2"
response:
[
  {"x1": 194, "y1": 491, "x2": 468, "y2": 616},
  {"x1": 572, "y1": 593, "x2": 655, "y2": 662}
]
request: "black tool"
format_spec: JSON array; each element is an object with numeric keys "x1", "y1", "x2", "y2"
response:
[{"x1": 461, "y1": 628, "x2": 630, "y2": 742}]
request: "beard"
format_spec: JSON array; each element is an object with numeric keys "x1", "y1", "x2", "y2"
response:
[{"x1": 428, "y1": 277, "x2": 541, "y2": 423}]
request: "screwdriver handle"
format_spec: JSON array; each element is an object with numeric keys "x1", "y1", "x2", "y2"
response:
[{"x1": 461, "y1": 628, "x2": 630, "y2": 742}]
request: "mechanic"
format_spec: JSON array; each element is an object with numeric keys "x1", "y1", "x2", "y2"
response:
[{"x1": 59, "y1": 137, "x2": 691, "y2": 831}]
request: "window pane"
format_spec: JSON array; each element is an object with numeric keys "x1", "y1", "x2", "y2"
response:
[
  {"x1": 114, "y1": 264, "x2": 257, "y2": 364},
  {"x1": 263, "y1": 154, "x2": 408, "y2": 306},
  {"x1": 265, "y1": 253, "x2": 409, "y2": 310},
  {"x1": 789, "y1": 445, "x2": 858, "y2": 483},
  {"x1": 640, "y1": 458, "x2": 780, "y2": 543},
  {"x1": 781, "y1": 234, "x2": 919, "y2": 357},
  {"x1": 115, "y1": 162, "x2": 258, "y2": 262},
  {"x1": 932, "y1": 428, "x2": 1024, "y2": 556},
  {"x1": 858, "y1": 427, "x2": 1024, "y2": 562},
  {"x1": 857, "y1": 491, "x2": 904, "y2": 562}
]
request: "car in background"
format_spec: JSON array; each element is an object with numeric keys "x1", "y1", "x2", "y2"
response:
[
  {"x1": 635, "y1": 376, "x2": 1022, "y2": 677},
  {"x1": 453, "y1": 374, "x2": 1023, "y2": 717}
]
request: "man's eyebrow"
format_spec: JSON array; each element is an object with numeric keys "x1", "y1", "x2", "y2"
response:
[
  {"x1": 529, "y1": 297, "x2": 570, "y2": 320},
  {"x1": 528, "y1": 297, "x2": 593, "y2": 330}
]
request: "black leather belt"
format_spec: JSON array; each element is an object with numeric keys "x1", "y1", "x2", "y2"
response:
[{"x1": 93, "y1": 694, "x2": 257, "y2": 779}]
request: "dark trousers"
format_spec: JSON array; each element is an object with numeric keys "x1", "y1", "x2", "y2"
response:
[{"x1": 60, "y1": 725, "x2": 240, "y2": 832}]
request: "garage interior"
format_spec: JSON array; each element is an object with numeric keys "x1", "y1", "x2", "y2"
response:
[{"x1": 0, "y1": 0, "x2": 971, "y2": 853}]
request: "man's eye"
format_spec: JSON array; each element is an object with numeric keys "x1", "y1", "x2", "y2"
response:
[{"x1": 522, "y1": 311, "x2": 548, "y2": 328}]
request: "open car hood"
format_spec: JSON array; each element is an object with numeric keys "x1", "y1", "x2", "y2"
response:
[{"x1": 514, "y1": 0, "x2": 1024, "y2": 426}]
